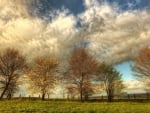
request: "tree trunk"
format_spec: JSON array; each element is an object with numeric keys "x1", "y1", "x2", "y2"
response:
[
  {"x1": 0, "y1": 85, "x2": 8, "y2": 99},
  {"x1": 107, "y1": 92, "x2": 114, "y2": 102},
  {"x1": 0, "y1": 78, "x2": 12, "y2": 100},
  {"x1": 80, "y1": 74, "x2": 84, "y2": 102},
  {"x1": 106, "y1": 87, "x2": 114, "y2": 102},
  {"x1": 108, "y1": 95, "x2": 112, "y2": 102},
  {"x1": 0, "y1": 89, "x2": 6, "y2": 99},
  {"x1": 7, "y1": 93, "x2": 12, "y2": 100},
  {"x1": 42, "y1": 93, "x2": 45, "y2": 100},
  {"x1": 80, "y1": 90, "x2": 83, "y2": 102},
  {"x1": 84, "y1": 92, "x2": 89, "y2": 101}
]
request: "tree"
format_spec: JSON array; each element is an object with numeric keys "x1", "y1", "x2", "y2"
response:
[
  {"x1": 66, "y1": 85, "x2": 78, "y2": 100},
  {"x1": 27, "y1": 56, "x2": 58, "y2": 100},
  {"x1": 67, "y1": 48, "x2": 98, "y2": 101},
  {"x1": 82, "y1": 80, "x2": 94, "y2": 100},
  {"x1": 6, "y1": 79, "x2": 19, "y2": 99},
  {"x1": 133, "y1": 48, "x2": 150, "y2": 90},
  {"x1": 97, "y1": 63, "x2": 124, "y2": 102},
  {"x1": 0, "y1": 48, "x2": 26, "y2": 99}
]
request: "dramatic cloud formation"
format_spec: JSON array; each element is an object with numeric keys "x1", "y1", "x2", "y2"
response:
[
  {"x1": 80, "y1": 0, "x2": 150, "y2": 64},
  {"x1": 0, "y1": 0, "x2": 150, "y2": 65},
  {"x1": 0, "y1": 0, "x2": 79, "y2": 64}
]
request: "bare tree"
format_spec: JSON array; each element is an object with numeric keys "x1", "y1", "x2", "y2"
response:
[
  {"x1": 27, "y1": 56, "x2": 58, "y2": 100},
  {"x1": 97, "y1": 63, "x2": 124, "y2": 102},
  {"x1": 67, "y1": 48, "x2": 98, "y2": 101},
  {"x1": 66, "y1": 85, "x2": 77, "y2": 100},
  {"x1": 133, "y1": 47, "x2": 150, "y2": 90},
  {"x1": 82, "y1": 80, "x2": 94, "y2": 100},
  {"x1": 0, "y1": 48, "x2": 26, "y2": 99},
  {"x1": 6, "y1": 79, "x2": 19, "y2": 99}
]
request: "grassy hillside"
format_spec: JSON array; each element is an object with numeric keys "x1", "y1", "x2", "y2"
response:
[{"x1": 0, "y1": 100, "x2": 150, "y2": 113}]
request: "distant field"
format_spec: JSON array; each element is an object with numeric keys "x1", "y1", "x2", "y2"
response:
[{"x1": 0, "y1": 100, "x2": 150, "y2": 113}]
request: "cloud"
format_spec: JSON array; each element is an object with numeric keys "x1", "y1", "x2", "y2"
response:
[
  {"x1": 0, "y1": 0, "x2": 79, "y2": 64},
  {"x1": 0, "y1": 0, "x2": 30, "y2": 19},
  {"x1": 124, "y1": 80, "x2": 146, "y2": 94},
  {"x1": 79, "y1": 0, "x2": 150, "y2": 64},
  {"x1": 0, "y1": 0, "x2": 150, "y2": 66}
]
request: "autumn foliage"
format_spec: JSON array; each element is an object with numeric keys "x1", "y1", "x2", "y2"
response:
[
  {"x1": 133, "y1": 47, "x2": 150, "y2": 90},
  {"x1": 0, "y1": 47, "x2": 125, "y2": 102},
  {"x1": 27, "y1": 56, "x2": 58, "y2": 100},
  {"x1": 67, "y1": 48, "x2": 98, "y2": 101}
]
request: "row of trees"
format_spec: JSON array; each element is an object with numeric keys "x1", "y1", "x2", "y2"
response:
[
  {"x1": 65, "y1": 48, "x2": 124, "y2": 102},
  {"x1": 0, "y1": 47, "x2": 130, "y2": 102}
]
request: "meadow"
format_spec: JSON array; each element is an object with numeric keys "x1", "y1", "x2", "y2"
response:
[{"x1": 0, "y1": 100, "x2": 150, "y2": 113}]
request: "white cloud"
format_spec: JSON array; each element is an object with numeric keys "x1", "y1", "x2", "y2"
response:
[
  {"x1": 124, "y1": 80, "x2": 146, "y2": 94},
  {"x1": 0, "y1": 1, "x2": 79, "y2": 64},
  {"x1": 0, "y1": 0, "x2": 150, "y2": 65},
  {"x1": 80, "y1": 0, "x2": 150, "y2": 64}
]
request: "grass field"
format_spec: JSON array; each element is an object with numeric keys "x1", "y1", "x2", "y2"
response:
[{"x1": 0, "y1": 100, "x2": 150, "y2": 113}]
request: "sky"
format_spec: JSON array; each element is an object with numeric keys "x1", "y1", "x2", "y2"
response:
[
  {"x1": 115, "y1": 61, "x2": 133, "y2": 80},
  {"x1": 0, "y1": 0, "x2": 150, "y2": 94}
]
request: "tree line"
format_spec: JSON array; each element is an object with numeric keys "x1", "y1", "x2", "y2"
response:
[{"x1": 0, "y1": 47, "x2": 149, "y2": 102}]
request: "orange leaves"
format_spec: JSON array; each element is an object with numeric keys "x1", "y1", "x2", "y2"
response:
[
  {"x1": 69, "y1": 48, "x2": 98, "y2": 77},
  {"x1": 134, "y1": 47, "x2": 150, "y2": 80},
  {"x1": 68, "y1": 48, "x2": 98, "y2": 101},
  {"x1": 136, "y1": 48, "x2": 150, "y2": 65},
  {"x1": 27, "y1": 56, "x2": 58, "y2": 99}
]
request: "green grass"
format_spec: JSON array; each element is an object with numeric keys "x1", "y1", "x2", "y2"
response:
[{"x1": 0, "y1": 100, "x2": 150, "y2": 113}]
